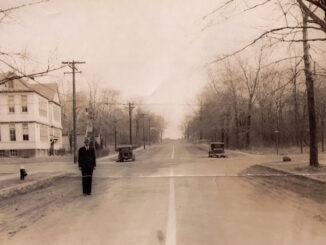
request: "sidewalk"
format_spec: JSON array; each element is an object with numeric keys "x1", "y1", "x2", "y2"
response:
[
  {"x1": 0, "y1": 171, "x2": 76, "y2": 200},
  {"x1": 260, "y1": 161, "x2": 326, "y2": 184},
  {"x1": 0, "y1": 155, "x2": 73, "y2": 165},
  {"x1": 0, "y1": 145, "x2": 152, "y2": 200}
]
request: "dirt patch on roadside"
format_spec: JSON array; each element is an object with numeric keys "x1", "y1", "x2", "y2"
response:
[
  {"x1": 0, "y1": 176, "x2": 105, "y2": 239},
  {"x1": 0, "y1": 173, "x2": 56, "y2": 190},
  {"x1": 293, "y1": 165, "x2": 326, "y2": 173},
  {"x1": 241, "y1": 165, "x2": 326, "y2": 204}
]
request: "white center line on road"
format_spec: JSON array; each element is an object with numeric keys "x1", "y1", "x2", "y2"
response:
[
  {"x1": 166, "y1": 168, "x2": 176, "y2": 245},
  {"x1": 171, "y1": 144, "x2": 175, "y2": 160}
]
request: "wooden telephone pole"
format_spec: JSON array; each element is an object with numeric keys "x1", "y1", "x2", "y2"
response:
[
  {"x1": 140, "y1": 114, "x2": 146, "y2": 149},
  {"x1": 148, "y1": 118, "x2": 151, "y2": 146},
  {"x1": 113, "y1": 119, "x2": 117, "y2": 151},
  {"x1": 128, "y1": 103, "x2": 135, "y2": 146},
  {"x1": 62, "y1": 60, "x2": 86, "y2": 163}
]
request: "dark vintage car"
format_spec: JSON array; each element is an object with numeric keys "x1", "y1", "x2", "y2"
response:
[
  {"x1": 208, "y1": 142, "x2": 226, "y2": 158},
  {"x1": 117, "y1": 146, "x2": 135, "y2": 162}
]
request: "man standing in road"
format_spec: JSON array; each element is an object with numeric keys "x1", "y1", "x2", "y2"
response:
[{"x1": 78, "y1": 138, "x2": 96, "y2": 195}]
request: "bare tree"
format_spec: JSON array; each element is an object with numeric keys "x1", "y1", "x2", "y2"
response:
[
  {"x1": 238, "y1": 49, "x2": 264, "y2": 147},
  {"x1": 0, "y1": 1, "x2": 65, "y2": 84},
  {"x1": 302, "y1": 8, "x2": 319, "y2": 166},
  {"x1": 202, "y1": 0, "x2": 326, "y2": 166}
]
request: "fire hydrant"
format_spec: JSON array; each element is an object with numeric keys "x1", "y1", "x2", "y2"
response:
[{"x1": 20, "y1": 165, "x2": 27, "y2": 180}]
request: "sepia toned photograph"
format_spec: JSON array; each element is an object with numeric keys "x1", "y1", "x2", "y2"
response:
[{"x1": 1, "y1": 0, "x2": 326, "y2": 244}]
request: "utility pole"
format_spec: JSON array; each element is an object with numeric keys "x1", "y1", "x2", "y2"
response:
[
  {"x1": 62, "y1": 60, "x2": 86, "y2": 163},
  {"x1": 148, "y1": 118, "x2": 151, "y2": 146},
  {"x1": 136, "y1": 117, "x2": 139, "y2": 141},
  {"x1": 113, "y1": 119, "x2": 117, "y2": 151},
  {"x1": 141, "y1": 114, "x2": 146, "y2": 149},
  {"x1": 128, "y1": 103, "x2": 135, "y2": 146},
  {"x1": 199, "y1": 103, "x2": 203, "y2": 141}
]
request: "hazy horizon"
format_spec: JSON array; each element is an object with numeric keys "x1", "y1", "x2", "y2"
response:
[{"x1": 1, "y1": 0, "x2": 275, "y2": 138}]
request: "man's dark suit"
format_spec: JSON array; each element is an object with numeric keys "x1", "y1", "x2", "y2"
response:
[{"x1": 78, "y1": 146, "x2": 96, "y2": 195}]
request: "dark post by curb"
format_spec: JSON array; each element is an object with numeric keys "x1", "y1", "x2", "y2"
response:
[{"x1": 20, "y1": 166, "x2": 27, "y2": 180}]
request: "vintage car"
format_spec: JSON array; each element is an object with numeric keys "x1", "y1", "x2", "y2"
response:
[
  {"x1": 117, "y1": 146, "x2": 135, "y2": 162},
  {"x1": 208, "y1": 142, "x2": 226, "y2": 158}
]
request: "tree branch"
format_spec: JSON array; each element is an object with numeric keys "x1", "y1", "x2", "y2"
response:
[
  {"x1": 0, "y1": 0, "x2": 50, "y2": 14},
  {"x1": 202, "y1": 0, "x2": 272, "y2": 32},
  {"x1": 210, "y1": 25, "x2": 324, "y2": 63},
  {"x1": 0, "y1": 58, "x2": 65, "y2": 85},
  {"x1": 297, "y1": 0, "x2": 326, "y2": 31},
  {"x1": 303, "y1": 0, "x2": 326, "y2": 12}
]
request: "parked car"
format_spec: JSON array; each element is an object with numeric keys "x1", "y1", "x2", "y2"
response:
[
  {"x1": 117, "y1": 146, "x2": 135, "y2": 162},
  {"x1": 208, "y1": 142, "x2": 226, "y2": 158}
]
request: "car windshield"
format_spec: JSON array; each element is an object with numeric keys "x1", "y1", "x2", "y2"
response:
[
  {"x1": 211, "y1": 144, "x2": 223, "y2": 149},
  {"x1": 120, "y1": 147, "x2": 131, "y2": 151}
]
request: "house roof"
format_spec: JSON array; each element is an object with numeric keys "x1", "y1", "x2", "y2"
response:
[
  {"x1": 29, "y1": 83, "x2": 58, "y2": 101},
  {"x1": 0, "y1": 72, "x2": 59, "y2": 102}
]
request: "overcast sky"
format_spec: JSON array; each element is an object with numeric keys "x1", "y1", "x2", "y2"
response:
[{"x1": 1, "y1": 0, "x2": 273, "y2": 138}]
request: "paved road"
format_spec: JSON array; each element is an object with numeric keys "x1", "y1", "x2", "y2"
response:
[{"x1": 2, "y1": 141, "x2": 326, "y2": 244}]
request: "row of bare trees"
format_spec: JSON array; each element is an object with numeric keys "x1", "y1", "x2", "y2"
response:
[
  {"x1": 61, "y1": 88, "x2": 166, "y2": 148},
  {"x1": 184, "y1": 0, "x2": 326, "y2": 167},
  {"x1": 183, "y1": 51, "x2": 324, "y2": 149},
  {"x1": 184, "y1": 58, "x2": 326, "y2": 156}
]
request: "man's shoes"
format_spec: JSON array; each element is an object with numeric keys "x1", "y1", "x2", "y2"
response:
[{"x1": 87, "y1": 192, "x2": 91, "y2": 195}]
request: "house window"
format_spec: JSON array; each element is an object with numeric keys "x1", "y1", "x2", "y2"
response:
[
  {"x1": 53, "y1": 105, "x2": 61, "y2": 122},
  {"x1": 39, "y1": 97, "x2": 47, "y2": 117},
  {"x1": 21, "y1": 95, "x2": 28, "y2": 112},
  {"x1": 8, "y1": 81, "x2": 14, "y2": 88},
  {"x1": 0, "y1": 150, "x2": 4, "y2": 157},
  {"x1": 9, "y1": 124, "x2": 16, "y2": 141},
  {"x1": 40, "y1": 125, "x2": 48, "y2": 142},
  {"x1": 10, "y1": 150, "x2": 17, "y2": 157},
  {"x1": 22, "y1": 123, "x2": 29, "y2": 141},
  {"x1": 8, "y1": 95, "x2": 15, "y2": 113}
]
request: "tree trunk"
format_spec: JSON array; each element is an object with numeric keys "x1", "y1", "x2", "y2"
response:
[
  {"x1": 322, "y1": 118, "x2": 325, "y2": 152},
  {"x1": 225, "y1": 107, "x2": 230, "y2": 148},
  {"x1": 199, "y1": 105, "x2": 203, "y2": 140},
  {"x1": 302, "y1": 10, "x2": 319, "y2": 167},
  {"x1": 230, "y1": 81, "x2": 240, "y2": 148},
  {"x1": 234, "y1": 102, "x2": 240, "y2": 148},
  {"x1": 293, "y1": 72, "x2": 299, "y2": 146},
  {"x1": 246, "y1": 102, "x2": 252, "y2": 148}
]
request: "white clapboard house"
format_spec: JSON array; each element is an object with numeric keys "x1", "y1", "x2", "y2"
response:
[{"x1": 0, "y1": 73, "x2": 62, "y2": 157}]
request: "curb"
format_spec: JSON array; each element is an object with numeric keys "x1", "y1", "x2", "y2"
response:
[
  {"x1": 0, "y1": 172, "x2": 73, "y2": 200},
  {"x1": 256, "y1": 164, "x2": 326, "y2": 186}
]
